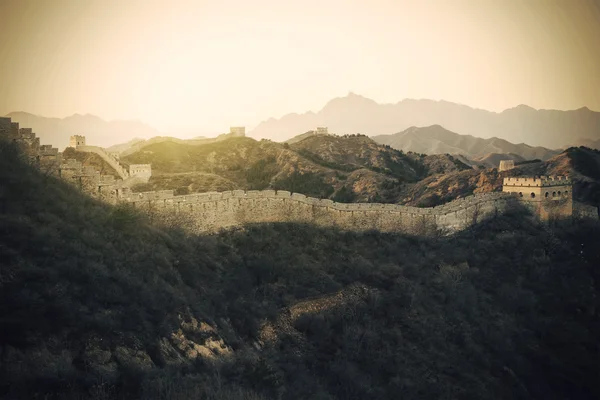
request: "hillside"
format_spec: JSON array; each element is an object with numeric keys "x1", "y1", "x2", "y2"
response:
[
  {"x1": 401, "y1": 147, "x2": 600, "y2": 208},
  {"x1": 399, "y1": 168, "x2": 503, "y2": 207},
  {"x1": 122, "y1": 135, "x2": 430, "y2": 203},
  {"x1": 372, "y1": 125, "x2": 559, "y2": 161},
  {"x1": 249, "y1": 93, "x2": 600, "y2": 148},
  {"x1": 284, "y1": 130, "x2": 328, "y2": 144},
  {"x1": 2, "y1": 139, "x2": 600, "y2": 399},
  {"x1": 289, "y1": 134, "x2": 427, "y2": 181},
  {"x1": 108, "y1": 135, "x2": 219, "y2": 157}
]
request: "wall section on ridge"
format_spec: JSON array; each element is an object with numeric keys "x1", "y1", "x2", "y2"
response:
[{"x1": 123, "y1": 190, "x2": 521, "y2": 235}]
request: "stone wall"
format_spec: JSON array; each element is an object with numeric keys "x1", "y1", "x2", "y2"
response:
[
  {"x1": 75, "y1": 145, "x2": 130, "y2": 179},
  {"x1": 574, "y1": 202, "x2": 599, "y2": 219},
  {"x1": 122, "y1": 189, "x2": 522, "y2": 235}
]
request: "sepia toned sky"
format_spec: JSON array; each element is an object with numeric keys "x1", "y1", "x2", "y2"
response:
[{"x1": 1, "y1": 0, "x2": 599, "y2": 133}]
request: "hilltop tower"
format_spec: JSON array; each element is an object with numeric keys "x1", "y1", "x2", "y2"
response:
[
  {"x1": 499, "y1": 160, "x2": 515, "y2": 171},
  {"x1": 129, "y1": 164, "x2": 152, "y2": 183},
  {"x1": 69, "y1": 135, "x2": 86, "y2": 148},
  {"x1": 316, "y1": 127, "x2": 328, "y2": 135},
  {"x1": 502, "y1": 176, "x2": 572, "y2": 220},
  {"x1": 229, "y1": 127, "x2": 245, "y2": 137}
]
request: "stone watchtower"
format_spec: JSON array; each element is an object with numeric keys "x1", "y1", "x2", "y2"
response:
[
  {"x1": 499, "y1": 160, "x2": 515, "y2": 172},
  {"x1": 229, "y1": 127, "x2": 245, "y2": 137},
  {"x1": 129, "y1": 164, "x2": 152, "y2": 183},
  {"x1": 316, "y1": 127, "x2": 328, "y2": 135},
  {"x1": 502, "y1": 176, "x2": 573, "y2": 220},
  {"x1": 69, "y1": 135, "x2": 86, "y2": 148}
]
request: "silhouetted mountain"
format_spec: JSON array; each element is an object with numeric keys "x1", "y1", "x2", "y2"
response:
[
  {"x1": 373, "y1": 125, "x2": 559, "y2": 161},
  {"x1": 5, "y1": 112, "x2": 161, "y2": 149},
  {"x1": 249, "y1": 93, "x2": 600, "y2": 148}
]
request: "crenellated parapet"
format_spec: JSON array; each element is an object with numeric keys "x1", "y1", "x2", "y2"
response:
[
  {"x1": 114, "y1": 188, "x2": 526, "y2": 235},
  {"x1": 503, "y1": 176, "x2": 572, "y2": 187},
  {"x1": 120, "y1": 188, "x2": 515, "y2": 214}
]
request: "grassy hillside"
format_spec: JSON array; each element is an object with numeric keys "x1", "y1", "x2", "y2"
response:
[
  {"x1": 1, "y1": 140, "x2": 600, "y2": 399},
  {"x1": 400, "y1": 147, "x2": 600, "y2": 208},
  {"x1": 123, "y1": 136, "x2": 425, "y2": 203},
  {"x1": 289, "y1": 134, "x2": 428, "y2": 181}
]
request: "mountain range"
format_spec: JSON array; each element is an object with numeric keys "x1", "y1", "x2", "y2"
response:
[
  {"x1": 249, "y1": 93, "x2": 600, "y2": 149},
  {"x1": 372, "y1": 125, "x2": 560, "y2": 162},
  {"x1": 6, "y1": 94, "x2": 600, "y2": 152},
  {"x1": 4, "y1": 112, "x2": 162, "y2": 150}
]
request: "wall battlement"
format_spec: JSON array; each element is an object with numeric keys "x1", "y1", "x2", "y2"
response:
[
  {"x1": 75, "y1": 144, "x2": 131, "y2": 179},
  {"x1": 503, "y1": 176, "x2": 571, "y2": 187},
  {"x1": 118, "y1": 188, "x2": 526, "y2": 235}
]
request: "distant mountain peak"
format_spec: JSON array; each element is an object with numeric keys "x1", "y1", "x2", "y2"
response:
[
  {"x1": 250, "y1": 95, "x2": 599, "y2": 148},
  {"x1": 373, "y1": 125, "x2": 560, "y2": 162},
  {"x1": 6, "y1": 111, "x2": 37, "y2": 117},
  {"x1": 6, "y1": 112, "x2": 162, "y2": 149},
  {"x1": 505, "y1": 104, "x2": 536, "y2": 112}
]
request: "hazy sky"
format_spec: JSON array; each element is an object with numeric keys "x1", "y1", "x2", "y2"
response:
[{"x1": 1, "y1": 0, "x2": 599, "y2": 133}]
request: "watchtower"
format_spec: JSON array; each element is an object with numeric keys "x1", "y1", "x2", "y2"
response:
[
  {"x1": 229, "y1": 127, "x2": 245, "y2": 137},
  {"x1": 499, "y1": 160, "x2": 515, "y2": 172},
  {"x1": 129, "y1": 164, "x2": 152, "y2": 182},
  {"x1": 502, "y1": 176, "x2": 573, "y2": 220},
  {"x1": 316, "y1": 127, "x2": 328, "y2": 135},
  {"x1": 69, "y1": 135, "x2": 86, "y2": 148}
]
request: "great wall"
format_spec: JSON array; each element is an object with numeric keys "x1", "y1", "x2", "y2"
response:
[{"x1": 1, "y1": 117, "x2": 598, "y2": 236}]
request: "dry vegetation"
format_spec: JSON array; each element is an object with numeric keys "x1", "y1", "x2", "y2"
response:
[{"x1": 1, "y1": 140, "x2": 600, "y2": 399}]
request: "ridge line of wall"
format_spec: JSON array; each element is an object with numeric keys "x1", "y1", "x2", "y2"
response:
[{"x1": 123, "y1": 189, "x2": 517, "y2": 217}]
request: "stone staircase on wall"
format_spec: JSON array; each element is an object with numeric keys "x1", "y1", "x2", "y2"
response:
[{"x1": 76, "y1": 145, "x2": 130, "y2": 179}]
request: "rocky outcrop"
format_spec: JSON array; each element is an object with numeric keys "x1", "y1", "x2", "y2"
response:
[
  {"x1": 69, "y1": 316, "x2": 232, "y2": 377},
  {"x1": 257, "y1": 284, "x2": 374, "y2": 350}
]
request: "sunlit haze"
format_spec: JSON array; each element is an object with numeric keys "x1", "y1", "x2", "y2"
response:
[{"x1": 1, "y1": 0, "x2": 599, "y2": 134}]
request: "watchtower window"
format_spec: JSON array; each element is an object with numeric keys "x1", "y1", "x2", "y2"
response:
[
  {"x1": 564, "y1": 191, "x2": 568, "y2": 195},
  {"x1": 558, "y1": 191, "x2": 562, "y2": 196},
  {"x1": 519, "y1": 192, "x2": 523, "y2": 197},
  {"x1": 545, "y1": 192, "x2": 549, "y2": 198},
  {"x1": 552, "y1": 192, "x2": 556, "y2": 197},
  {"x1": 530, "y1": 192, "x2": 535, "y2": 198}
]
